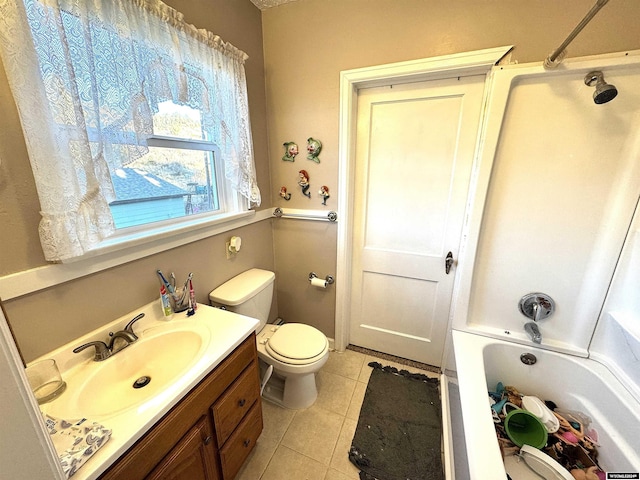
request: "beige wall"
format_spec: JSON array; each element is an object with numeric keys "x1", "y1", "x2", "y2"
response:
[
  {"x1": 273, "y1": 219, "x2": 337, "y2": 335},
  {"x1": 0, "y1": 0, "x2": 274, "y2": 362},
  {"x1": 263, "y1": 0, "x2": 640, "y2": 338}
]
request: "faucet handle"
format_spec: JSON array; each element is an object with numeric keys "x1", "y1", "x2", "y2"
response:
[
  {"x1": 533, "y1": 299, "x2": 553, "y2": 322},
  {"x1": 519, "y1": 293, "x2": 555, "y2": 322},
  {"x1": 73, "y1": 341, "x2": 111, "y2": 361},
  {"x1": 124, "y1": 313, "x2": 145, "y2": 337}
]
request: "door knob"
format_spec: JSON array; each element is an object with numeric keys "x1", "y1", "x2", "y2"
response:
[{"x1": 445, "y1": 251, "x2": 454, "y2": 275}]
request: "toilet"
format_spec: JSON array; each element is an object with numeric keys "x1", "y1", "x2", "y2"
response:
[{"x1": 209, "y1": 269, "x2": 329, "y2": 409}]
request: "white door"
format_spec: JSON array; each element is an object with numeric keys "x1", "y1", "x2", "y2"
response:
[{"x1": 349, "y1": 76, "x2": 486, "y2": 366}]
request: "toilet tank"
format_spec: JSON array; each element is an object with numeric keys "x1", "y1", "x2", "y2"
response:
[{"x1": 209, "y1": 269, "x2": 275, "y2": 330}]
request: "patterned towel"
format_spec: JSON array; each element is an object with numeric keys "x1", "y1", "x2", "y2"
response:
[{"x1": 43, "y1": 414, "x2": 112, "y2": 478}]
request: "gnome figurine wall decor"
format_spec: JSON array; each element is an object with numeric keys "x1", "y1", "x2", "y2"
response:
[
  {"x1": 306, "y1": 137, "x2": 322, "y2": 163},
  {"x1": 298, "y1": 170, "x2": 311, "y2": 198},
  {"x1": 282, "y1": 142, "x2": 298, "y2": 162}
]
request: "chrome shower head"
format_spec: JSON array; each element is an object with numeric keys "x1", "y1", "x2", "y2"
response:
[{"x1": 584, "y1": 70, "x2": 618, "y2": 104}]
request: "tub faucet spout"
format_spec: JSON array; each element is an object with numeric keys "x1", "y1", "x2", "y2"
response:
[{"x1": 524, "y1": 322, "x2": 542, "y2": 344}]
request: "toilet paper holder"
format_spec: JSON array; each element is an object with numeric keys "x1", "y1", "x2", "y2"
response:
[{"x1": 309, "y1": 272, "x2": 334, "y2": 285}]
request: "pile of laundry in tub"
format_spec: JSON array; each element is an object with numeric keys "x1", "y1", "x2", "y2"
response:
[{"x1": 489, "y1": 382, "x2": 603, "y2": 480}]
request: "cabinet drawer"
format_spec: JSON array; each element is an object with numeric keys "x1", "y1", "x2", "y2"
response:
[
  {"x1": 219, "y1": 403, "x2": 263, "y2": 480},
  {"x1": 212, "y1": 363, "x2": 260, "y2": 446}
]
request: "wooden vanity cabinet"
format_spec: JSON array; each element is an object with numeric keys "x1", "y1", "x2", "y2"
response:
[
  {"x1": 99, "y1": 333, "x2": 262, "y2": 480},
  {"x1": 145, "y1": 416, "x2": 218, "y2": 480}
]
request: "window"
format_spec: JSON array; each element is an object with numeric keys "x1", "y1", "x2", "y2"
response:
[
  {"x1": 0, "y1": 0, "x2": 260, "y2": 261},
  {"x1": 109, "y1": 102, "x2": 223, "y2": 230}
]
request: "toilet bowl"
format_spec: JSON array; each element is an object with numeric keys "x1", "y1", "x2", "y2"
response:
[
  {"x1": 256, "y1": 322, "x2": 329, "y2": 409},
  {"x1": 209, "y1": 269, "x2": 329, "y2": 409}
]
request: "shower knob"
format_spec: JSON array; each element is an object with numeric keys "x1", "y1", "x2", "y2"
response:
[{"x1": 518, "y1": 293, "x2": 555, "y2": 322}]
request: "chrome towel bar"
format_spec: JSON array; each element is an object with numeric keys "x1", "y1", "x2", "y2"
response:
[{"x1": 273, "y1": 207, "x2": 337, "y2": 222}]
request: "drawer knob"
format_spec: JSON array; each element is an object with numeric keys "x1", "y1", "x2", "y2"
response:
[
  {"x1": 204, "y1": 436, "x2": 213, "y2": 445},
  {"x1": 243, "y1": 439, "x2": 251, "y2": 448},
  {"x1": 238, "y1": 398, "x2": 246, "y2": 407}
]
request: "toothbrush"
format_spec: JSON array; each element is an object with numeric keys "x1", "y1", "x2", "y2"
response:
[
  {"x1": 182, "y1": 272, "x2": 192, "y2": 294},
  {"x1": 189, "y1": 278, "x2": 197, "y2": 311},
  {"x1": 157, "y1": 270, "x2": 175, "y2": 294}
]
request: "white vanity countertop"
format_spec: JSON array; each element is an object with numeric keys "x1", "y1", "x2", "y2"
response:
[{"x1": 36, "y1": 301, "x2": 259, "y2": 480}]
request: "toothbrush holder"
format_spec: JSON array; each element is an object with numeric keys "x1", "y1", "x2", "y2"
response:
[{"x1": 171, "y1": 287, "x2": 189, "y2": 312}]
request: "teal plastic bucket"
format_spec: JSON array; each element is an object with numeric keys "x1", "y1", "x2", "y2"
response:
[{"x1": 504, "y1": 409, "x2": 548, "y2": 449}]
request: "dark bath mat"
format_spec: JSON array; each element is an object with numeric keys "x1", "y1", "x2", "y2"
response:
[{"x1": 349, "y1": 362, "x2": 443, "y2": 480}]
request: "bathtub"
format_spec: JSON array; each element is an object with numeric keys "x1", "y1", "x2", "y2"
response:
[{"x1": 450, "y1": 330, "x2": 640, "y2": 479}]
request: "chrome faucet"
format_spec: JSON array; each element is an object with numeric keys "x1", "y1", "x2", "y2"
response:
[
  {"x1": 524, "y1": 322, "x2": 542, "y2": 344},
  {"x1": 518, "y1": 293, "x2": 554, "y2": 344},
  {"x1": 73, "y1": 313, "x2": 145, "y2": 361}
]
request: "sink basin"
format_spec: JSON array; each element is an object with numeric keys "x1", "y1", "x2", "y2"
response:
[{"x1": 73, "y1": 328, "x2": 205, "y2": 417}]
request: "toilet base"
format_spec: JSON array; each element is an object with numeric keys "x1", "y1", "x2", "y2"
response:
[{"x1": 260, "y1": 363, "x2": 319, "y2": 409}]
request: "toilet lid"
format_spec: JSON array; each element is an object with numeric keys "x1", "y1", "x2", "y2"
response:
[
  {"x1": 520, "y1": 445, "x2": 573, "y2": 480},
  {"x1": 265, "y1": 323, "x2": 327, "y2": 363}
]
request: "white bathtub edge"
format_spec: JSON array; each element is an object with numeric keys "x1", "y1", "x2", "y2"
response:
[
  {"x1": 440, "y1": 373, "x2": 455, "y2": 480},
  {"x1": 452, "y1": 330, "x2": 507, "y2": 480}
]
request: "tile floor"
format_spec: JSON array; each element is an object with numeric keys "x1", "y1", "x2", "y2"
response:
[{"x1": 235, "y1": 348, "x2": 439, "y2": 480}]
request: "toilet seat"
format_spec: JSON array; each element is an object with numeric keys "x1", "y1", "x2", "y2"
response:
[{"x1": 263, "y1": 323, "x2": 328, "y2": 365}]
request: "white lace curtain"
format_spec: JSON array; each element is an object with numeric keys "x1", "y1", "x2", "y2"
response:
[{"x1": 0, "y1": 0, "x2": 260, "y2": 262}]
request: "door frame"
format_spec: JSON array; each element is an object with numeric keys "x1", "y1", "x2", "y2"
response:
[
  {"x1": 335, "y1": 46, "x2": 513, "y2": 354},
  {"x1": 0, "y1": 304, "x2": 64, "y2": 478}
]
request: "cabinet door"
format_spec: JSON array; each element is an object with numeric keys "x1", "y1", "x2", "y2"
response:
[{"x1": 146, "y1": 416, "x2": 220, "y2": 480}]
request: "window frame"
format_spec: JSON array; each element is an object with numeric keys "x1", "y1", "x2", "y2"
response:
[
  {"x1": 61, "y1": 134, "x2": 250, "y2": 264},
  {"x1": 0, "y1": 208, "x2": 267, "y2": 300}
]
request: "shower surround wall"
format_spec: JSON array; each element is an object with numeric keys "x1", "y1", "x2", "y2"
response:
[
  {"x1": 591, "y1": 188, "x2": 640, "y2": 402},
  {"x1": 453, "y1": 52, "x2": 640, "y2": 355}
]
